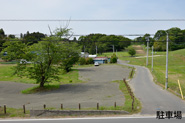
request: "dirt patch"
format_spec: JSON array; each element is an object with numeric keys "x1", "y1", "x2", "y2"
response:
[{"x1": 132, "y1": 45, "x2": 145, "y2": 55}]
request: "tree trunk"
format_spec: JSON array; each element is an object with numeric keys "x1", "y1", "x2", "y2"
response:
[{"x1": 40, "y1": 76, "x2": 45, "y2": 88}]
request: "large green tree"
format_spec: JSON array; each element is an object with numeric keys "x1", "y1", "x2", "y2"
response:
[{"x1": 2, "y1": 28, "x2": 80, "y2": 88}]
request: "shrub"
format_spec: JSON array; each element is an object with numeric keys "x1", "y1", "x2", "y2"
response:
[
  {"x1": 86, "y1": 58, "x2": 94, "y2": 64},
  {"x1": 110, "y1": 54, "x2": 117, "y2": 63},
  {"x1": 128, "y1": 47, "x2": 136, "y2": 56},
  {"x1": 79, "y1": 57, "x2": 86, "y2": 65}
]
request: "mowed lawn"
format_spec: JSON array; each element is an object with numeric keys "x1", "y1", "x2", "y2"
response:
[
  {"x1": 0, "y1": 64, "x2": 84, "y2": 85},
  {"x1": 99, "y1": 48, "x2": 185, "y2": 96}
]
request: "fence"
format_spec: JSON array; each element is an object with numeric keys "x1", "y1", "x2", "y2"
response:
[{"x1": 0, "y1": 102, "x2": 122, "y2": 115}]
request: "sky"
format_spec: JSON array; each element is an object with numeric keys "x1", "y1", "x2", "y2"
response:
[{"x1": 0, "y1": 0, "x2": 185, "y2": 39}]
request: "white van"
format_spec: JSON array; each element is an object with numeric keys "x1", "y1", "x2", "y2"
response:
[{"x1": 94, "y1": 62, "x2": 99, "y2": 66}]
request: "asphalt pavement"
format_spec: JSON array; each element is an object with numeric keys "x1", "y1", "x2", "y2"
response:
[
  {"x1": 118, "y1": 59, "x2": 185, "y2": 115},
  {"x1": 0, "y1": 117, "x2": 184, "y2": 123}
]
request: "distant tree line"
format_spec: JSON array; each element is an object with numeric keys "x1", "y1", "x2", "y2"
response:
[
  {"x1": 78, "y1": 34, "x2": 131, "y2": 54},
  {"x1": 1, "y1": 27, "x2": 185, "y2": 53},
  {"x1": 135, "y1": 27, "x2": 185, "y2": 51}
]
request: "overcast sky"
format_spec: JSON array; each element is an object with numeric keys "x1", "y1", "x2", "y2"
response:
[{"x1": 0, "y1": 0, "x2": 185, "y2": 38}]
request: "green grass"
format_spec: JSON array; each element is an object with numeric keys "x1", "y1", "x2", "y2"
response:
[
  {"x1": 0, "y1": 64, "x2": 85, "y2": 94},
  {"x1": 100, "y1": 48, "x2": 185, "y2": 97},
  {"x1": 0, "y1": 61, "x2": 17, "y2": 64},
  {"x1": 0, "y1": 107, "x2": 30, "y2": 118},
  {"x1": 0, "y1": 65, "x2": 36, "y2": 84},
  {"x1": 73, "y1": 64, "x2": 94, "y2": 68},
  {"x1": 129, "y1": 67, "x2": 135, "y2": 79},
  {"x1": 0, "y1": 65, "x2": 84, "y2": 84},
  {"x1": 112, "y1": 80, "x2": 141, "y2": 113},
  {"x1": 59, "y1": 69, "x2": 84, "y2": 84}
]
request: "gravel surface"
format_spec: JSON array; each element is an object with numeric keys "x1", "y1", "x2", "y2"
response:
[{"x1": 0, "y1": 65, "x2": 131, "y2": 110}]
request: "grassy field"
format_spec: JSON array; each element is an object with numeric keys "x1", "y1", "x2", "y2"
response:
[
  {"x1": 99, "y1": 48, "x2": 185, "y2": 97},
  {"x1": 0, "y1": 64, "x2": 84, "y2": 84},
  {"x1": 0, "y1": 64, "x2": 85, "y2": 94}
]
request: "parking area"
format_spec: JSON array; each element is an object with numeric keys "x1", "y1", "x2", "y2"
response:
[{"x1": 0, "y1": 65, "x2": 131, "y2": 110}]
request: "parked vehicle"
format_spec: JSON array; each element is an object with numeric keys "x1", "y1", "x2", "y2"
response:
[
  {"x1": 94, "y1": 62, "x2": 99, "y2": 66},
  {"x1": 20, "y1": 59, "x2": 32, "y2": 64}
]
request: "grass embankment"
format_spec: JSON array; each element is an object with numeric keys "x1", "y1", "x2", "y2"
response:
[
  {"x1": 112, "y1": 80, "x2": 141, "y2": 113},
  {"x1": 100, "y1": 47, "x2": 185, "y2": 97},
  {"x1": 0, "y1": 64, "x2": 84, "y2": 94},
  {"x1": 0, "y1": 107, "x2": 29, "y2": 118}
]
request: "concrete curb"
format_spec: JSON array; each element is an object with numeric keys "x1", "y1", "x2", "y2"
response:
[{"x1": 30, "y1": 110, "x2": 129, "y2": 117}]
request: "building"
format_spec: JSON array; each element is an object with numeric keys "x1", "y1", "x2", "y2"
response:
[
  {"x1": 93, "y1": 57, "x2": 110, "y2": 64},
  {"x1": 88, "y1": 55, "x2": 97, "y2": 58},
  {"x1": 80, "y1": 52, "x2": 89, "y2": 58}
]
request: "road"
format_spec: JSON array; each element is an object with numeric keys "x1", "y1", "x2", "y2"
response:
[
  {"x1": 118, "y1": 60, "x2": 185, "y2": 115},
  {"x1": 0, "y1": 117, "x2": 184, "y2": 123}
]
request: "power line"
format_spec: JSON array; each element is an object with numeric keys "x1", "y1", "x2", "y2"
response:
[
  {"x1": 0, "y1": 19, "x2": 185, "y2": 22},
  {"x1": 2, "y1": 39, "x2": 185, "y2": 43},
  {"x1": 6, "y1": 34, "x2": 155, "y2": 37}
]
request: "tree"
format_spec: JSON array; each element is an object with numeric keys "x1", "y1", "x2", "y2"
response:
[
  {"x1": 60, "y1": 42, "x2": 80, "y2": 72},
  {"x1": 0, "y1": 28, "x2": 5, "y2": 39},
  {"x1": 0, "y1": 28, "x2": 6, "y2": 52},
  {"x1": 5, "y1": 27, "x2": 80, "y2": 88},
  {"x1": 153, "y1": 27, "x2": 185, "y2": 51},
  {"x1": 8, "y1": 34, "x2": 15, "y2": 39},
  {"x1": 1, "y1": 41, "x2": 27, "y2": 61},
  {"x1": 12, "y1": 39, "x2": 80, "y2": 87},
  {"x1": 128, "y1": 47, "x2": 136, "y2": 56},
  {"x1": 23, "y1": 32, "x2": 46, "y2": 45},
  {"x1": 54, "y1": 25, "x2": 73, "y2": 41},
  {"x1": 78, "y1": 33, "x2": 131, "y2": 54},
  {"x1": 16, "y1": 40, "x2": 62, "y2": 87}
]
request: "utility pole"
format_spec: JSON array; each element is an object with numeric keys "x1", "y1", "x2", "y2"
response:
[
  {"x1": 84, "y1": 45, "x2": 85, "y2": 52},
  {"x1": 96, "y1": 45, "x2": 97, "y2": 55},
  {"x1": 165, "y1": 32, "x2": 169, "y2": 90},
  {"x1": 146, "y1": 37, "x2": 149, "y2": 66},
  {"x1": 152, "y1": 46, "x2": 154, "y2": 72},
  {"x1": 112, "y1": 45, "x2": 115, "y2": 53}
]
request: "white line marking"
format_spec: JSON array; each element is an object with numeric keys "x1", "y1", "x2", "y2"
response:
[
  {"x1": 0, "y1": 116, "x2": 174, "y2": 122},
  {"x1": 2, "y1": 113, "x2": 185, "y2": 121}
]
